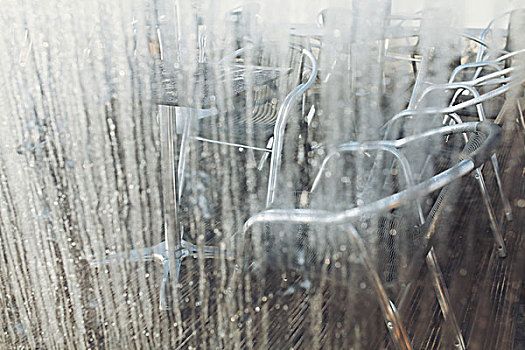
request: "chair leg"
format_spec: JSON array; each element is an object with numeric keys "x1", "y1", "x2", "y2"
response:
[
  {"x1": 490, "y1": 154, "x2": 513, "y2": 221},
  {"x1": 473, "y1": 168, "x2": 507, "y2": 258},
  {"x1": 346, "y1": 225, "x2": 412, "y2": 350},
  {"x1": 416, "y1": 154, "x2": 433, "y2": 183},
  {"x1": 426, "y1": 248, "x2": 466, "y2": 350},
  {"x1": 159, "y1": 258, "x2": 181, "y2": 310},
  {"x1": 416, "y1": 131, "x2": 512, "y2": 223}
]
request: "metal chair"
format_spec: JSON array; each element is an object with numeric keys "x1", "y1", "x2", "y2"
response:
[
  {"x1": 91, "y1": 43, "x2": 318, "y2": 310},
  {"x1": 381, "y1": 62, "x2": 525, "y2": 255},
  {"x1": 243, "y1": 121, "x2": 502, "y2": 350}
]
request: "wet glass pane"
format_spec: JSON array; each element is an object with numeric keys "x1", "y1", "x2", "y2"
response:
[{"x1": 0, "y1": 1, "x2": 523, "y2": 349}]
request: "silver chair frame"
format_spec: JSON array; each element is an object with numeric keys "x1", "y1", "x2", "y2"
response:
[{"x1": 243, "y1": 121, "x2": 501, "y2": 350}]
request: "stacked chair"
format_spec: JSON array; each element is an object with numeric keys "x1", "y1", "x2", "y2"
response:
[{"x1": 91, "y1": 5, "x2": 524, "y2": 349}]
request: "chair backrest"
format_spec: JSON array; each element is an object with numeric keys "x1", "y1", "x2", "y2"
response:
[{"x1": 156, "y1": 44, "x2": 318, "y2": 247}]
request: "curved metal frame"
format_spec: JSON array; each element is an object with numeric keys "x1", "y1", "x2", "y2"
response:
[
  {"x1": 411, "y1": 79, "x2": 513, "y2": 221},
  {"x1": 266, "y1": 48, "x2": 318, "y2": 206},
  {"x1": 472, "y1": 11, "x2": 514, "y2": 80},
  {"x1": 449, "y1": 49, "x2": 525, "y2": 83},
  {"x1": 246, "y1": 122, "x2": 500, "y2": 231},
  {"x1": 310, "y1": 143, "x2": 425, "y2": 225},
  {"x1": 384, "y1": 67, "x2": 524, "y2": 133},
  {"x1": 248, "y1": 122, "x2": 507, "y2": 254},
  {"x1": 243, "y1": 121, "x2": 501, "y2": 349}
]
